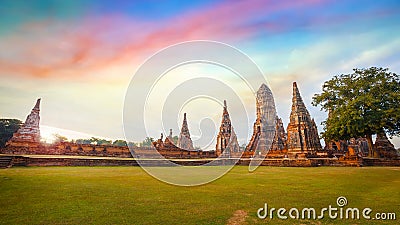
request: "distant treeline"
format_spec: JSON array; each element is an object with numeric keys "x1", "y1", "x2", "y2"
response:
[{"x1": 71, "y1": 136, "x2": 177, "y2": 147}]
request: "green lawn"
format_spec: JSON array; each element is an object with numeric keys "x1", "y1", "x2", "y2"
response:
[{"x1": 1, "y1": 166, "x2": 399, "y2": 224}]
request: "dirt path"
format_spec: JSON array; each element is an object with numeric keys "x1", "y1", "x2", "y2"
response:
[{"x1": 226, "y1": 210, "x2": 248, "y2": 225}]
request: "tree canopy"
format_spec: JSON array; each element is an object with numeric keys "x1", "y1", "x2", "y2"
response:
[
  {"x1": 140, "y1": 137, "x2": 154, "y2": 147},
  {"x1": 52, "y1": 134, "x2": 68, "y2": 143},
  {"x1": 112, "y1": 139, "x2": 127, "y2": 147},
  {"x1": 312, "y1": 67, "x2": 400, "y2": 152},
  {"x1": 75, "y1": 137, "x2": 111, "y2": 145},
  {"x1": 0, "y1": 119, "x2": 22, "y2": 148}
]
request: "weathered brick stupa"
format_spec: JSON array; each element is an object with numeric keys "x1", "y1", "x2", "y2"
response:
[
  {"x1": 245, "y1": 84, "x2": 277, "y2": 155},
  {"x1": 166, "y1": 129, "x2": 174, "y2": 143},
  {"x1": 177, "y1": 113, "x2": 194, "y2": 150},
  {"x1": 286, "y1": 82, "x2": 322, "y2": 157},
  {"x1": 8, "y1": 98, "x2": 41, "y2": 144},
  {"x1": 270, "y1": 116, "x2": 287, "y2": 151},
  {"x1": 216, "y1": 100, "x2": 240, "y2": 157},
  {"x1": 374, "y1": 132, "x2": 398, "y2": 159},
  {"x1": 2, "y1": 98, "x2": 43, "y2": 154}
]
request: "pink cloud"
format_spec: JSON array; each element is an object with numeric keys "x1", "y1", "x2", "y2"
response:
[{"x1": 0, "y1": 0, "x2": 329, "y2": 78}]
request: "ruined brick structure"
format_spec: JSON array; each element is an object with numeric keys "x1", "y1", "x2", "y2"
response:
[
  {"x1": 375, "y1": 133, "x2": 398, "y2": 159},
  {"x1": 9, "y1": 98, "x2": 41, "y2": 143},
  {"x1": 4, "y1": 99, "x2": 43, "y2": 153},
  {"x1": 270, "y1": 116, "x2": 287, "y2": 151},
  {"x1": 3, "y1": 82, "x2": 397, "y2": 161},
  {"x1": 245, "y1": 84, "x2": 277, "y2": 155},
  {"x1": 286, "y1": 82, "x2": 322, "y2": 157},
  {"x1": 244, "y1": 82, "x2": 322, "y2": 158},
  {"x1": 152, "y1": 134, "x2": 216, "y2": 159},
  {"x1": 166, "y1": 129, "x2": 174, "y2": 143},
  {"x1": 177, "y1": 113, "x2": 194, "y2": 150},
  {"x1": 149, "y1": 114, "x2": 217, "y2": 159},
  {"x1": 216, "y1": 100, "x2": 240, "y2": 157},
  {"x1": 2, "y1": 99, "x2": 131, "y2": 157},
  {"x1": 4, "y1": 140, "x2": 132, "y2": 158}
]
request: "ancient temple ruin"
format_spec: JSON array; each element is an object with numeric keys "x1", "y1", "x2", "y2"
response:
[
  {"x1": 270, "y1": 116, "x2": 287, "y2": 151},
  {"x1": 2, "y1": 82, "x2": 396, "y2": 163},
  {"x1": 8, "y1": 98, "x2": 41, "y2": 143},
  {"x1": 177, "y1": 113, "x2": 194, "y2": 150},
  {"x1": 166, "y1": 129, "x2": 174, "y2": 144},
  {"x1": 216, "y1": 100, "x2": 240, "y2": 156},
  {"x1": 375, "y1": 133, "x2": 398, "y2": 158},
  {"x1": 286, "y1": 82, "x2": 322, "y2": 156},
  {"x1": 245, "y1": 84, "x2": 277, "y2": 154}
]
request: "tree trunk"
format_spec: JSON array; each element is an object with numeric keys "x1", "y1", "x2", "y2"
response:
[{"x1": 366, "y1": 134, "x2": 374, "y2": 157}]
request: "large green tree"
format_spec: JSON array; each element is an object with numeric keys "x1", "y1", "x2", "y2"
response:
[
  {"x1": 312, "y1": 67, "x2": 400, "y2": 155},
  {"x1": 0, "y1": 119, "x2": 22, "y2": 148}
]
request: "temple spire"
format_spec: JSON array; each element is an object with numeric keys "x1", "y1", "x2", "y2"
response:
[
  {"x1": 181, "y1": 113, "x2": 190, "y2": 134},
  {"x1": 286, "y1": 82, "x2": 321, "y2": 156},
  {"x1": 8, "y1": 98, "x2": 41, "y2": 143},
  {"x1": 177, "y1": 113, "x2": 194, "y2": 150},
  {"x1": 33, "y1": 98, "x2": 41, "y2": 111},
  {"x1": 222, "y1": 100, "x2": 228, "y2": 116},
  {"x1": 270, "y1": 116, "x2": 287, "y2": 151},
  {"x1": 375, "y1": 132, "x2": 397, "y2": 158},
  {"x1": 246, "y1": 83, "x2": 277, "y2": 153},
  {"x1": 216, "y1": 100, "x2": 240, "y2": 156},
  {"x1": 291, "y1": 82, "x2": 308, "y2": 116}
]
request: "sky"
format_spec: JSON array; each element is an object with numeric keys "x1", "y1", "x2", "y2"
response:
[{"x1": 0, "y1": 0, "x2": 399, "y2": 148}]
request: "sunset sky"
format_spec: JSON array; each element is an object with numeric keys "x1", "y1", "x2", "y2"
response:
[{"x1": 1, "y1": 0, "x2": 399, "y2": 148}]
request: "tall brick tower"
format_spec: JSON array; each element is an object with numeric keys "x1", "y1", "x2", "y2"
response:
[
  {"x1": 177, "y1": 113, "x2": 194, "y2": 150},
  {"x1": 286, "y1": 82, "x2": 321, "y2": 157},
  {"x1": 216, "y1": 100, "x2": 240, "y2": 156},
  {"x1": 9, "y1": 98, "x2": 41, "y2": 143},
  {"x1": 245, "y1": 84, "x2": 277, "y2": 154}
]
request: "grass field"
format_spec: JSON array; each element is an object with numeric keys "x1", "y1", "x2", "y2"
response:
[{"x1": 1, "y1": 166, "x2": 399, "y2": 225}]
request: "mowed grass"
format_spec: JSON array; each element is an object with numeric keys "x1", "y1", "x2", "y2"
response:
[{"x1": 0, "y1": 166, "x2": 399, "y2": 225}]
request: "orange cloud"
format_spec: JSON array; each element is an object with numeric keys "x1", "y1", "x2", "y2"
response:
[{"x1": 0, "y1": 0, "x2": 328, "y2": 78}]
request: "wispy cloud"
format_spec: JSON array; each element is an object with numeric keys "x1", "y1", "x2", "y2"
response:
[
  {"x1": 0, "y1": 0, "x2": 333, "y2": 78},
  {"x1": 1, "y1": 0, "x2": 399, "y2": 147}
]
